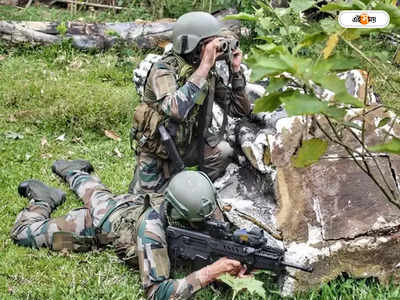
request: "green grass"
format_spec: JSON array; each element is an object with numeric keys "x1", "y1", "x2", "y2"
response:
[{"x1": 0, "y1": 3, "x2": 152, "y2": 22}]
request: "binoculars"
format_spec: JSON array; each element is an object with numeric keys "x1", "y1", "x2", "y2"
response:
[
  {"x1": 216, "y1": 38, "x2": 239, "y2": 62},
  {"x1": 217, "y1": 38, "x2": 240, "y2": 53}
]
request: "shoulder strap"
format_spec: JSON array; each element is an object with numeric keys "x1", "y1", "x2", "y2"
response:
[{"x1": 198, "y1": 74, "x2": 216, "y2": 168}]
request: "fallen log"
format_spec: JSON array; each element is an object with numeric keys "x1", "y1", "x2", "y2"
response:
[
  {"x1": 0, "y1": 8, "x2": 240, "y2": 50},
  {"x1": 49, "y1": 0, "x2": 127, "y2": 10}
]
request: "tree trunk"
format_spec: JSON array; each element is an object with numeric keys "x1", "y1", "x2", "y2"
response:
[{"x1": 0, "y1": 8, "x2": 240, "y2": 50}]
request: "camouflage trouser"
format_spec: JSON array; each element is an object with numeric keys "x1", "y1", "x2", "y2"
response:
[
  {"x1": 10, "y1": 171, "x2": 136, "y2": 250},
  {"x1": 129, "y1": 140, "x2": 234, "y2": 194}
]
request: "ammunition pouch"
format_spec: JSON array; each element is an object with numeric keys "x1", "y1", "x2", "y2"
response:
[
  {"x1": 231, "y1": 71, "x2": 246, "y2": 91},
  {"x1": 131, "y1": 102, "x2": 168, "y2": 159}
]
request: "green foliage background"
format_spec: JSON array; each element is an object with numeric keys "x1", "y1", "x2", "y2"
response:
[{"x1": 0, "y1": 1, "x2": 400, "y2": 299}]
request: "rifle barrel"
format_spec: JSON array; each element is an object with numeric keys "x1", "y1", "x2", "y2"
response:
[{"x1": 282, "y1": 261, "x2": 313, "y2": 272}]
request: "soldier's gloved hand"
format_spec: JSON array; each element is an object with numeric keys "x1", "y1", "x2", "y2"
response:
[{"x1": 198, "y1": 257, "x2": 244, "y2": 287}]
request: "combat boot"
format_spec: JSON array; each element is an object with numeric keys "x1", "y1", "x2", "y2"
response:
[
  {"x1": 18, "y1": 180, "x2": 66, "y2": 210},
  {"x1": 52, "y1": 159, "x2": 94, "y2": 182}
]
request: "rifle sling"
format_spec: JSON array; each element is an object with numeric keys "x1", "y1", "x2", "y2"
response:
[{"x1": 198, "y1": 75, "x2": 216, "y2": 168}]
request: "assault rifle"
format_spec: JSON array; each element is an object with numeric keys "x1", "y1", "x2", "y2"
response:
[{"x1": 167, "y1": 220, "x2": 312, "y2": 273}]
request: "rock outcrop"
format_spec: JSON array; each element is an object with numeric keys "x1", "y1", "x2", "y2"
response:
[{"x1": 215, "y1": 70, "x2": 400, "y2": 294}]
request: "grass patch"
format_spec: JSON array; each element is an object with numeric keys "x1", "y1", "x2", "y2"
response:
[{"x1": 0, "y1": 3, "x2": 152, "y2": 22}]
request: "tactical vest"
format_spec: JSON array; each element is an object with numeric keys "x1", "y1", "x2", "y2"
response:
[{"x1": 130, "y1": 52, "x2": 205, "y2": 159}]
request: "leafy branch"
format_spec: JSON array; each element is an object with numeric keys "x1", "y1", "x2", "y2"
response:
[{"x1": 231, "y1": 0, "x2": 400, "y2": 204}]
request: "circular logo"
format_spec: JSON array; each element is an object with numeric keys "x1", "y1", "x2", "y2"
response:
[{"x1": 360, "y1": 13, "x2": 369, "y2": 25}]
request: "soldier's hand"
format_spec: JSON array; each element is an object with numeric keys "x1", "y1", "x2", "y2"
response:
[
  {"x1": 192, "y1": 37, "x2": 223, "y2": 82},
  {"x1": 199, "y1": 257, "x2": 244, "y2": 287},
  {"x1": 231, "y1": 48, "x2": 243, "y2": 73},
  {"x1": 201, "y1": 38, "x2": 224, "y2": 69}
]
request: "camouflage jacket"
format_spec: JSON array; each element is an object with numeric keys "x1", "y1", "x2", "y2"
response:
[
  {"x1": 137, "y1": 52, "x2": 251, "y2": 154},
  {"x1": 111, "y1": 194, "x2": 203, "y2": 300}
]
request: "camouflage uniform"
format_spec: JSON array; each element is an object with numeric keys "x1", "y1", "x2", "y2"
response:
[
  {"x1": 130, "y1": 52, "x2": 251, "y2": 193},
  {"x1": 11, "y1": 171, "x2": 204, "y2": 299}
]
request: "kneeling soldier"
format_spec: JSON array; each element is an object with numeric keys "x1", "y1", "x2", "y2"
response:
[{"x1": 11, "y1": 160, "x2": 246, "y2": 299}]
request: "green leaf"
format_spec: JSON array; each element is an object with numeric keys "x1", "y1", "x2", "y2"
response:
[
  {"x1": 320, "y1": 0, "x2": 366, "y2": 11},
  {"x1": 377, "y1": 117, "x2": 391, "y2": 128},
  {"x1": 320, "y1": 19, "x2": 342, "y2": 34},
  {"x1": 342, "y1": 28, "x2": 379, "y2": 41},
  {"x1": 292, "y1": 138, "x2": 328, "y2": 168},
  {"x1": 295, "y1": 31, "x2": 327, "y2": 52},
  {"x1": 359, "y1": 0, "x2": 373, "y2": 4},
  {"x1": 375, "y1": 3, "x2": 400, "y2": 26},
  {"x1": 247, "y1": 50, "x2": 290, "y2": 81},
  {"x1": 290, "y1": 0, "x2": 314, "y2": 12},
  {"x1": 56, "y1": 22, "x2": 67, "y2": 36},
  {"x1": 254, "y1": 92, "x2": 282, "y2": 113},
  {"x1": 324, "y1": 106, "x2": 347, "y2": 120},
  {"x1": 224, "y1": 13, "x2": 257, "y2": 22},
  {"x1": 266, "y1": 77, "x2": 290, "y2": 93},
  {"x1": 218, "y1": 273, "x2": 266, "y2": 299},
  {"x1": 368, "y1": 137, "x2": 400, "y2": 154},
  {"x1": 326, "y1": 55, "x2": 361, "y2": 71},
  {"x1": 255, "y1": 43, "x2": 288, "y2": 55},
  {"x1": 251, "y1": 269, "x2": 275, "y2": 276},
  {"x1": 274, "y1": 7, "x2": 291, "y2": 18},
  {"x1": 280, "y1": 92, "x2": 346, "y2": 119}
]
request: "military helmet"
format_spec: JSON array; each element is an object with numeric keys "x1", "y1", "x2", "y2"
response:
[
  {"x1": 172, "y1": 11, "x2": 222, "y2": 55},
  {"x1": 164, "y1": 170, "x2": 217, "y2": 222}
]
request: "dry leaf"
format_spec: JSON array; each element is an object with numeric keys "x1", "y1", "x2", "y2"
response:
[
  {"x1": 8, "y1": 287, "x2": 13, "y2": 294},
  {"x1": 41, "y1": 137, "x2": 48, "y2": 147},
  {"x1": 323, "y1": 33, "x2": 339, "y2": 59},
  {"x1": 15, "y1": 110, "x2": 33, "y2": 117},
  {"x1": 7, "y1": 115, "x2": 17, "y2": 122},
  {"x1": 69, "y1": 59, "x2": 83, "y2": 69},
  {"x1": 0, "y1": 55, "x2": 5, "y2": 61},
  {"x1": 60, "y1": 248, "x2": 70, "y2": 256},
  {"x1": 114, "y1": 147, "x2": 122, "y2": 158},
  {"x1": 41, "y1": 153, "x2": 53, "y2": 159},
  {"x1": 105, "y1": 130, "x2": 121, "y2": 141}
]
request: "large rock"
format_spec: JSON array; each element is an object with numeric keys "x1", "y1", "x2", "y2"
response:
[
  {"x1": 215, "y1": 70, "x2": 400, "y2": 294},
  {"x1": 269, "y1": 105, "x2": 400, "y2": 294}
]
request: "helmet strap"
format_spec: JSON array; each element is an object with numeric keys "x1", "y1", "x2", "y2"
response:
[
  {"x1": 181, "y1": 43, "x2": 202, "y2": 66},
  {"x1": 181, "y1": 35, "x2": 188, "y2": 54},
  {"x1": 165, "y1": 202, "x2": 193, "y2": 229}
]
